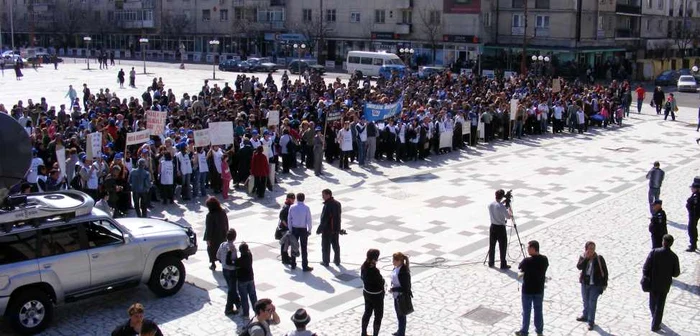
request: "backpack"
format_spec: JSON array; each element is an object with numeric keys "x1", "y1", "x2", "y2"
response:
[{"x1": 238, "y1": 320, "x2": 263, "y2": 336}]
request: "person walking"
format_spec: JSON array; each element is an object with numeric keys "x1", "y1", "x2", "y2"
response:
[
  {"x1": 652, "y1": 86, "x2": 665, "y2": 115},
  {"x1": 283, "y1": 309, "x2": 316, "y2": 336},
  {"x1": 642, "y1": 234, "x2": 680, "y2": 332},
  {"x1": 118, "y1": 69, "x2": 125, "y2": 88},
  {"x1": 216, "y1": 228, "x2": 240, "y2": 315},
  {"x1": 129, "y1": 67, "x2": 136, "y2": 87},
  {"x1": 635, "y1": 84, "x2": 646, "y2": 114},
  {"x1": 488, "y1": 189, "x2": 513, "y2": 269},
  {"x1": 236, "y1": 242, "x2": 258, "y2": 318},
  {"x1": 575, "y1": 241, "x2": 609, "y2": 331},
  {"x1": 128, "y1": 158, "x2": 151, "y2": 218},
  {"x1": 288, "y1": 193, "x2": 313, "y2": 272},
  {"x1": 515, "y1": 240, "x2": 549, "y2": 336},
  {"x1": 649, "y1": 200, "x2": 667, "y2": 249},
  {"x1": 65, "y1": 85, "x2": 77, "y2": 107},
  {"x1": 663, "y1": 94, "x2": 677, "y2": 121},
  {"x1": 278, "y1": 193, "x2": 295, "y2": 265},
  {"x1": 646, "y1": 161, "x2": 665, "y2": 213},
  {"x1": 685, "y1": 177, "x2": 700, "y2": 252},
  {"x1": 361, "y1": 249, "x2": 385, "y2": 336},
  {"x1": 250, "y1": 146, "x2": 270, "y2": 198},
  {"x1": 205, "y1": 196, "x2": 229, "y2": 271},
  {"x1": 317, "y1": 189, "x2": 342, "y2": 267},
  {"x1": 312, "y1": 127, "x2": 324, "y2": 176},
  {"x1": 245, "y1": 299, "x2": 281, "y2": 336},
  {"x1": 110, "y1": 303, "x2": 163, "y2": 336},
  {"x1": 389, "y1": 252, "x2": 412, "y2": 336}
]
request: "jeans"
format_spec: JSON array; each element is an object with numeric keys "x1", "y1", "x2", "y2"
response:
[
  {"x1": 132, "y1": 192, "x2": 148, "y2": 218},
  {"x1": 357, "y1": 140, "x2": 367, "y2": 165},
  {"x1": 393, "y1": 297, "x2": 407, "y2": 336},
  {"x1": 664, "y1": 109, "x2": 676, "y2": 121},
  {"x1": 514, "y1": 120, "x2": 523, "y2": 138},
  {"x1": 520, "y1": 293, "x2": 544, "y2": 335},
  {"x1": 649, "y1": 291, "x2": 668, "y2": 330},
  {"x1": 198, "y1": 171, "x2": 208, "y2": 196},
  {"x1": 238, "y1": 280, "x2": 257, "y2": 317},
  {"x1": 291, "y1": 227, "x2": 309, "y2": 269},
  {"x1": 222, "y1": 269, "x2": 241, "y2": 311},
  {"x1": 366, "y1": 137, "x2": 377, "y2": 163},
  {"x1": 637, "y1": 98, "x2": 643, "y2": 113},
  {"x1": 648, "y1": 188, "x2": 660, "y2": 213},
  {"x1": 581, "y1": 284, "x2": 603, "y2": 326},
  {"x1": 180, "y1": 173, "x2": 191, "y2": 199},
  {"x1": 362, "y1": 292, "x2": 384, "y2": 336}
]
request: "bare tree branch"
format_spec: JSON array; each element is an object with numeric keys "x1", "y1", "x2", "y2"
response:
[
  {"x1": 674, "y1": 20, "x2": 697, "y2": 58},
  {"x1": 417, "y1": 6, "x2": 443, "y2": 64}
]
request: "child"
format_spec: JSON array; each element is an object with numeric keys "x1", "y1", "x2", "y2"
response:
[
  {"x1": 95, "y1": 193, "x2": 112, "y2": 217},
  {"x1": 221, "y1": 152, "x2": 232, "y2": 200},
  {"x1": 235, "y1": 242, "x2": 257, "y2": 318},
  {"x1": 159, "y1": 152, "x2": 175, "y2": 204}
]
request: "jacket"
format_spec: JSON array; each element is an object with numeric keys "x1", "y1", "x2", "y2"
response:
[
  {"x1": 216, "y1": 241, "x2": 237, "y2": 271},
  {"x1": 361, "y1": 263, "x2": 385, "y2": 294},
  {"x1": 576, "y1": 254, "x2": 609, "y2": 287},
  {"x1": 204, "y1": 209, "x2": 229, "y2": 244},
  {"x1": 250, "y1": 151, "x2": 270, "y2": 177},
  {"x1": 235, "y1": 252, "x2": 255, "y2": 282},
  {"x1": 687, "y1": 192, "x2": 700, "y2": 218},
  {"x1": 128, "y1": 167, "x2": 151, "y2": 193},
  {"x1": 317, "y1": 197, "x2": 342, "y2": 234},
  {"x1": 646, "y1": 168, "x2": 664, "y2": 189},
  {"x1": 111, "y1": 319, "x2": 163, "y2": 336},
  {"x1": 279, "y1": 231, "x2": 300, "y2": 257},
  {"x1": 642, "y1": 247, "x2": 680, "y2": 293},
  {"x1": 390, "y1": 265, "x2": 412, "y2": 295},
  {"x1": 649, "y1": 209, "x2": 668, "y2": 237}
]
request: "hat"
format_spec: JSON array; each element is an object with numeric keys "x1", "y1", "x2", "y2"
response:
[
  {"x1": 106, "y1": 142, "x2": 114, "y2": 148},
  {"x1": 187, "y1": 130, "x2": 194, "y2": 135},
  {"x1": 290, "y1": 309, "x2": 310, "y2": 324},
  {"x1": 263, "y1": 131, "x2": 270, "y2": 136},
  {"x1": 115, "y1": 152, "x2": 124, "y2": 159},
  {"x1": 252, "y1": 130, "x2": 259, "y2": 135},
  {"x1": 653, "y1": 200, "x2": 663, "y2": 205},
  {"x1": 315, "y1": 126, "x2": 322, "y2": 132},
  {"x1": 175, "y1": 142, "x2": 187, "y2": 150},
  {"x1": 692, "y1": 176, "x2": 700, "y2": 188}
]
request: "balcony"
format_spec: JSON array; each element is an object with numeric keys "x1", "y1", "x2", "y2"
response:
[
  {"x1": 511, "y1": 26, "x2": 525, "y2": 35},
  {"x1": 616, "y1": 3, "x2": 641, "y2": 15},
  {"x1": 270, "y1": 0, "x2": 285, "y2": 6},
  {"x1": 395, "y1": 0, "x2": 413, "y2": 9},
  {"x1": 615, "y1": 28, "x2": 639, "y2": 38},
  {"x1": 116, "y1": 9, "x2": 155, "y2": 28},
  {"x1": 395, "y1": 23, "x2": 412, "y2": 35},
  {"x1": 597, "y1": 29, "x2": 605, "y2": 38},
  {"x1": 121, "y1": 0, "x2": 154, "y2": 10},
  {"x1": 535, "y1": 27, "x2": 550, "y2": 37}
]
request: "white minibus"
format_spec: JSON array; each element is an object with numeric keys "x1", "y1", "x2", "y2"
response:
[{"x1": 346, "y1": 50, "x2": 405, "y2": 77}]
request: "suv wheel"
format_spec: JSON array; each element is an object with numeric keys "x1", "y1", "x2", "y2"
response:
[
  {"x1": 148, "y1": 257, "x2": 186, "y2": 297},
  {"x1": 7, "y1": 290, "x2": 53, "y2": 335}
]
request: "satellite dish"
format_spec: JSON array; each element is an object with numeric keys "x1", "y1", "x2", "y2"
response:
[{"x1": 0, "y1": 113, "x2": 32, "y2": 197}]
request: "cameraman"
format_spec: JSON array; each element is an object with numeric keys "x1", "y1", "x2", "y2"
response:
[{"x1": 488, "y1": 189, "x2": 513, "y2": 269}]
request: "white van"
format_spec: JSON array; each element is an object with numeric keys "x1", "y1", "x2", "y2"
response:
[{"x1": 346, "y1": 51, "x2": 405, "y2": 77}]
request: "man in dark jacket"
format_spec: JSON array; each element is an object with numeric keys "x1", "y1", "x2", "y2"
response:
[
  {"x1": 642, "y1": 234, "x2": 680, "y2": 332},
  {"x1": 575, "y1": 241, "x2": 609, "y2": 330},
  {"x1": 649, "y1": 200, "x2": 667, "y2": 249},
  {"x1": 317, "y1": 188, "x2": 342, "y2": 267},
  {"x1": 686, "y1": 177, "x2": 700, "y2": 252}
]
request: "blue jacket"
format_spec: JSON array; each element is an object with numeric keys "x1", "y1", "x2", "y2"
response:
[{"x1": 128, "y1": 167, "x2": 152, "y2": 193}]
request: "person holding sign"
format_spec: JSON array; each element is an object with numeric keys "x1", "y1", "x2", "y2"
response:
[
  {"x1": 174, "y1": 142, "x2": 193, "y2": 201},
  {"x1": 159, "y1": 152, "x2": 175, "y2": 204}
]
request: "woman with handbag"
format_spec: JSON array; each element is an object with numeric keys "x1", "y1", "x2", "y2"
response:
[
  {"x1": 575, "y1": 241, "x2": 609, "y2": 331},
  {"x1": 361, "y1": 249, "x2": 385, "y2": 336},
  {"x1": 390, "y1": 252, "x2": 412, "y2": 336}
]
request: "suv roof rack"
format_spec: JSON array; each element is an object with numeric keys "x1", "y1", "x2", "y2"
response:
[{"x1": 0, "y1": 190, "x2": 94, "y2": 233}]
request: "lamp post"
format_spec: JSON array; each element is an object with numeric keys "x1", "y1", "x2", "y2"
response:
[
  {"x1": 399, "y1": 48, "x2": 415, "y2": 69},
  {"x1": 531, "y1": 55, "x2": 550, "y2": 76},
  {"x1": 293, "y1": 43, "x2": 306, "y2": 80},
  {"x1": 139, "y1": 38, "x2": 148, "y2": 74},
  {"x1": 83, "y1": 36, "x2": 92, "y2": 70},
  {"x1": 209, "y1": 39, "x2": 220, "y2": 79}
]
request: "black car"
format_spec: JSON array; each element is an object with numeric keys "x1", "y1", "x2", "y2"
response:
[
  {"x1": 219, "y1": 59, "x2": 251, "y2": 72},
  {"x1": 247, "y1": 58, "x2": 278, "y2": 72},
  {"x1": 654, "y1": 70, "x2": 680, "y2": 87},
  {"x1": 288, "y1": 59, "x2": 326, "y2": 75}
]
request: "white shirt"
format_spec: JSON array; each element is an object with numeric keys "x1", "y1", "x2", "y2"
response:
[
  {"x1": 339, "y1": 128, "x2": 353, "y2": 151},
  {"x1": 159, "y1": 160, "x2": 174, "y2": 185},
  {"x1": 85, "y1": 163, "x2": 99, "y2": 190},
  {"x1": 391, "y1": 266, "x2": 402, "y2": 299},
  {"x1": 577, "y1": 110, "x2": 586, "y2": 124},
  {"x1": 553, "y1": 106, "x2": 564, "y2": 120},
  {"x1": 288, "y1": 201, "x2": 312, "y2": 231},
  {"x1": 262, "y1": 138, "x2": 274, "y2": 159},
  {"x1": 356, "y1": 123, "x2": 368, "y2": 142},
  {"x1": 26, "y1": 157, "x2": 44, "y2": 183},
  {"x1": 213, "y1": 149, "x2": 223, "y2": 173}
]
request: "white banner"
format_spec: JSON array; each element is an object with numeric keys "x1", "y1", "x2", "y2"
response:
[
  {"x1": 194, "y1": 129, "x2": 211, "y2": 147},
  {"x1": 482, "y1": 69, "x2": 495, "y2": 79},
  {"x1": 126, "y1": 129, "x2": 151, "y2": 146},
  {"x1": 510, "y1": 99, "x2": 519, "y2": 121},
  {"x1": 439, "y1": 130, "x2": 453, "y2": 149},
  {"x1": 268, "y1": 110, "x2": 280, "y2": 126},
  {"x1": 56, "y1": 149, "x2": 66, "y2": 180},
  {"x1": 209, "y1": 121, "x2": 234, "y2": 146},
  {"x1": 86, "y1": 132, "x2": 102, "y2": 159},
  {"x1": 146, "y1": 110, "x2": 167, "y2": 136}
]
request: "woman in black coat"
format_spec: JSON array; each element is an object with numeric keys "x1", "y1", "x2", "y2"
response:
[
  {"x1": 390, "y1": 252, "x2": 412, "y2": 336},
  {"x1": 361, "y1": 249, "x2": 385, "y2": 336},
  {"x1": 652, "y1": 87, "x2": 665, "y2": 115},
  {"x1": 203, "y1": 196, "x2": 229, "y2": 270}
]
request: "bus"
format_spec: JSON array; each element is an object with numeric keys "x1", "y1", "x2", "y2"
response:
[{"x1": 346, "y1": 51, "x2": 405, "y2": 77}]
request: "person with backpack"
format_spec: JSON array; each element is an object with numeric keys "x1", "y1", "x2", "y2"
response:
[
  {"x1": 216, "y1": 228, "x2": 240, "y2": 315},
  {"x1": 283, "y1": 309, "x2": 317, "y2": 336},
  {"x1": 243, "y1": 299, "x2": 280, "y2": 336}
]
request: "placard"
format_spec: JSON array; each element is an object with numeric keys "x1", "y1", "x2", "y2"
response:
[
  {"x1": 326, "y1": 110, "x2": 342, "y2": 122},
  {"x1": 86, "y1": 132, "x2": 102, "y2": 159},
  {"x1": 460, "y1": 68, "x2": 472, "y2": 76},
  {"x1": 194, "y1": 129, "x2": 211, "y2": 147},
  {"x1": 56, "y1": 149, "x2": 66, "y2": 180},
  {"x1": 146, "y1": 110, "x2": 167, "y2": 135},
  {"x1": 552, "y1": 78, "x2": 561, "y2": 93},
  {"x1": 510, "y1": 99, "x2": 519, "y2": 121},
  {"x1": 268, "y1": 110, "x2": 280, "y2": 126},
  {"x1": 481, "y1": 69, "x2": 495, "y2": 79},
  {"x1": 439, "y1": 130, "x2": 453, "y2": 149},
  {"x1": 209, "y1": 121, "x2": 234, "y2": 145},
  {"x1": 126, "y1": 129, "x2": 151, "y2": 146}
]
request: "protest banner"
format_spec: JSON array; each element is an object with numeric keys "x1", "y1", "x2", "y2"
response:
[
  {"x1": 363, "y1": 95, "x2": 404, "y2": 121},
  {"x1": 56, "y1": 149, "x2": 66, "y2": 180},
  {"x1": 86, "y1": 132, "x2": 102, "y2": 159},
  {"x1": 439, "y1": 130, "x2": 453, "y2": 149},
  {"x1": 126, "y1": 129, "x2": 151, "y2": 146},
  {"x1": 482, "y1": 69, "x2": 495, "y2": 79},
  {"x1": 209, "y1": 121, "x2": 234, "y2": 145},
  {"x1": 552, "y1": 78, "x2": 561, "y2": 93},
  {"x1": 146, "y1": 110, "x2": 167, "y2": 135},
  {"x1": 194, "y1": 129, "x2": 211, "y2": 147},
  {"x1": 268, "y1": 110, "x2": 280, "y2": 126},
  {"x1": 510, "y1": 99, "x2": 519, "y2": 121}
]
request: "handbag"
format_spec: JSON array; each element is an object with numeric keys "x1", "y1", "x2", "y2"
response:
[
  {"x1": 397, "y1": 293, "x2": 414, "y2": 315},
  {"x1": 274, "y1": 224, "x2": 286, "y2": 240}
]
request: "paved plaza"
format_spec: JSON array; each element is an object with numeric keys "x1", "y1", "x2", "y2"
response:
[{"x1": 0, "y1": 62, "x2": 699, "y2": 335}]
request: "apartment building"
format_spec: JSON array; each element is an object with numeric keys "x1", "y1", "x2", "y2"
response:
[{"x1": 642, "y1": 0, "x2": 700, "y2": 59}]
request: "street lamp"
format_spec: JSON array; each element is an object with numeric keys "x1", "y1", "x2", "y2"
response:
[
  {"x1": 139, "y1": 38, "x2": 149, "y2": 74},
  {"x1": 83, "y1": 36, "x2": 92, "y2": 70},
  {"x1": 209, "y1": 39, "x2": 220, "y2": 79},
  {"x1": 293, "y1": 43, "x2": 306, "y2": 80},
  {"x1": 693, "y1": 65, "x2": 699, "y2": 73},
  {"x1": 399, "y1": 48, "x2": 415, "y2": 68},
  {"x1": 531, "y1": 55, "x2": 550, "y2": 76}
]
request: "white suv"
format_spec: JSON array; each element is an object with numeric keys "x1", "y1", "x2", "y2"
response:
[{"x1": 0, "y1": 190, "x2": 197, "y2": 334}]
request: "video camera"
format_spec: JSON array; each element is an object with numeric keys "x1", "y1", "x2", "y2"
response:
[{"x1": 503, "y1": 190, "x2": 513, "y2": 209}]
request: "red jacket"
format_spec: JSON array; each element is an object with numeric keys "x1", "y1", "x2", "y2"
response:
[{"x1": 250, "y1": 152, "x2": 269, "y2": 177}]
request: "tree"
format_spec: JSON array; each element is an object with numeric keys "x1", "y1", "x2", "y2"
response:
[
  {"x1": 161, "y1": 12, "x2": 192, "y2": 44},
  {"x1": 51, "y1": 2, "x2": 89, "y2": 48},
  {"x1": 673, "y1": 19, "x2": 698, "y2": 58},
  {"x1": 418, "y1": 6, "x2": 443, "y2": 64},
  {"x1": 291, "y1": 16, "x2": 334, "y2": 60},
  {"x1": 232, "y1": 5, "x2": 264, "y2": 57}
]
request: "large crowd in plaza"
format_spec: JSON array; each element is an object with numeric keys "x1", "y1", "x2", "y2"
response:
[{"x1": 1, "y1": 62, "x2": 697, "y2": 336}]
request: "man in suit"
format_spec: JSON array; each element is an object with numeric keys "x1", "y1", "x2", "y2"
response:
[
  {"x1": 642, "y1": 234, "x2": 680, "y2": 332},
  {"x1": 317, "y1": 188, "x2": 342, "y2": 267}
]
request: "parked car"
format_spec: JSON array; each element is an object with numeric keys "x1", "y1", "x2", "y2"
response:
[
  {"x1": 417, "y1": 66, "x2": 447, "y2": 79},
  {"x1": 678, "y1": 68, "x2": 700, "y2": 82},
  {"x1": 247, "y1": 57, "x2": 278, "y2": 72},
  {"x1": 0, "y1": 190, "x2": 197, "y2": 334},
  {"x1": 654, "y1": 70, "x2": 680, "y2": 86},
  {"x1": 27, "y1": 53, "x2": 63, "y2": 64},
  {"x1": 677, "y1": 75, "x2": 698, "y2": 92},
  {"x1": 287, "y1": 59, "x2": 326, "y2": 75},
  {"x1": 219, "y1": 59, "x2": 251, "y2": 72},
  {"x1": 2, "y1": 54, "x2": 27, "y2": 68},
  {"x1": 379, "y1": 64, "x2": 409, "y2": 79}
]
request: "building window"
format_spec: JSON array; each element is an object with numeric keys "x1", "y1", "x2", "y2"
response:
[
  {"x1": 512, "y1": 0, "x2": 524, "y2": 8},
  {"x1": 512, "y1": 13, "x2": 524, "y2": 27},
  {"x1": 375, "y1": 9, "x2": 385, "y2": 23},
  {"x1": 647, "y1": 0, "x2": 652, "y2": 8},
  {"x1": 429, "y1": 10, "x2": 441, "y2": 24},
  {"x1": 483, "y1": 12, "x2": 491, "y2": 27},
  {"x1": 302, "y1": 8, "x2": 312, "y2": 22},
  {"x1": 646, "y1": 18, "x2": 651, "y2": 31},
  {"x1": 535, "y1": 15, "x2": 549, "y2": 28},
  {"x1": 184, "y1": 10, "x2": 192, "y2": 20},
  {"x1": 401, "y1": 10, "x2": 412, "y2": 24},
  {"x1": 535, "y1": 0, "x2": 549, "y2": 8},
  {"x1": 326, "y1": 9, "x2": 336, "y2": 22},
  {"x1": 202, "y1": 9, "x2": 211, "y2": 21},
  {"x1": 598, "y1": 15, "x2": 604, "y2": 30},
  {"x1": 350, "y1": 11, "x2": 361, "y2": 23},
  {"x1": 220, "y1": 9, "x2": 228, "y2": 21},
  {"x1": 658, "y1": 0, "x2": 664, "y2": 9}
]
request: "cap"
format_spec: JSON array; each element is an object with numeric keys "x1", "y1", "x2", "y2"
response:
[
  {"x1": 114, "y1": 152, "x2": 124, "y2": 159},
  {"x1": 106, "y1": 142, "x2": 114, "y2": 148},
  {"x1": 252, "y1": 130, "x2": 259, "y2": 135},
  {"x1": 315, "y1": 126, "x2": 322, "y2": 132},
  {"x1": 263, "y1": 131, "x2": 270, "y2": 136},
  {"x1": 692, "y1": 176, "x2": 700, "y2": 188}
]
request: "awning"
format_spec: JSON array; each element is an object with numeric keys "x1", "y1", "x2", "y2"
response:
[{"x1": 483, "y1": 44, "x2": 626, "y2": 53}]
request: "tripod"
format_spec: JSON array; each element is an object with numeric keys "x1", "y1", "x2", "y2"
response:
[{"x1": 483, "y1": 203, "x2": 527, "y2": 266}]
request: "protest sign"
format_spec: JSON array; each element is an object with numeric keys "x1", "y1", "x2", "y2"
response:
[
  {"x1": 268, "y1": 110, "x2": 280, "y2": 126},
  {"x1": 209, "y1": 121, "x2": 234, "y2": 145},
  {"x1": 126, "y1": 129, "x2": 151, "y2": 146},
  {"x1": 552, "y1": 78, "x2": 561, "y2": 93},
  {"x1": 146, "y1": 110, "x2": 167, "y2": 135},
  {"x1": 510, "y1": 99, "x2": 519, "y2": 121},
  {"x1": 326, "y1": 110, "x2": 342, "y2": 122},
  {"x1": 194, "y1": 129, "x2": 211, "y2": 147},
  {"x1": 86, "y1": 132, "x2": 102, "y2": 159},
  {"x1": 363, "y1": 95, "x2": 404, "y2": 121},
  {"x1": 56, "y1": 149, "x2": 66, "y2": 180}
]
